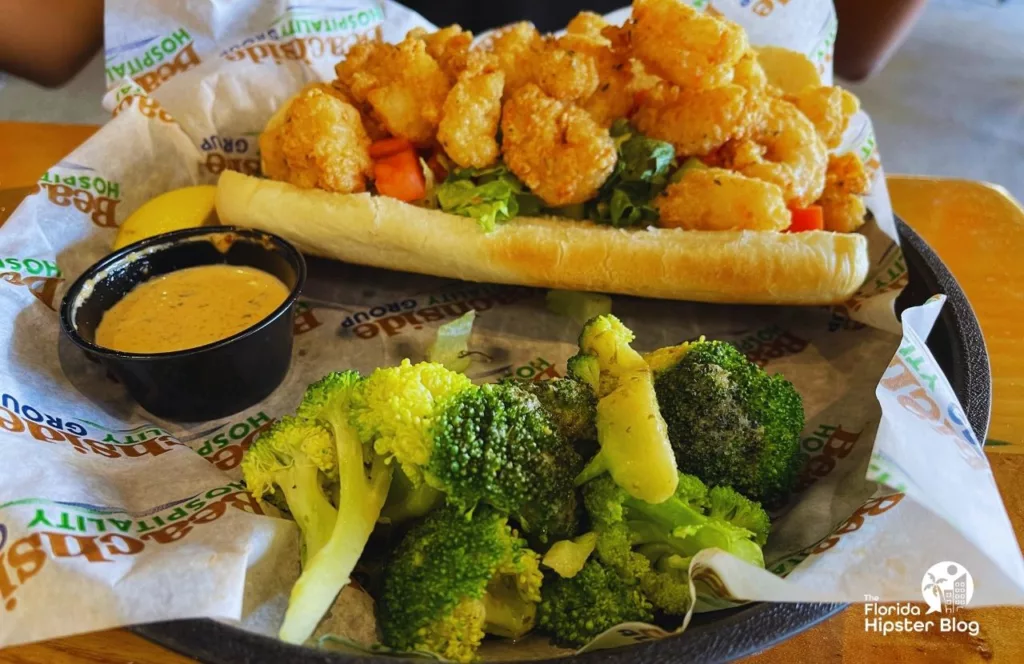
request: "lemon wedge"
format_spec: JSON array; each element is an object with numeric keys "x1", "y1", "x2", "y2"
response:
[
  {"x1": 113, "y1": 185, "x2": 219, "y2": 250},
  {"x1": 754, "y1": 46, "x2": 822, "y2": 95}
]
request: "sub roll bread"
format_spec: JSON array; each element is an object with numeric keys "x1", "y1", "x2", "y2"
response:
[
  {"x1": 215, "y1": 169, "x2": 869, "y2": 305},
  {"x1": 215, "y1": 2, "x2": 876, "y2": 306}
]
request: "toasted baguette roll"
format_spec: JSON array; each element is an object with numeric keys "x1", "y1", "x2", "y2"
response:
[{"x1": 215, "y1": 170, "x2": 868, "y2": 305}]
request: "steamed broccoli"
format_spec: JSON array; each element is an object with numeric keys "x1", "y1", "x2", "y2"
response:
[
  {"x1": 378, "y1": 506, "x2": 543, "y2": 662},
  {"x1": 569, "y1": 315, "x2": 679, "y2": 503},
  {"x1": 502, "y1": 376, "x2": 597, "y2": 443},
  {"x1": 379, "y1": 466, "x2": 444, "y2": 526},
  {"x1": 350, "y1": 359, "x2": 474, "y2": 486},
  {"x1": 582, "y1": 472, "x2": 769, "y2": 615},
  {"x1": 272, "y1": 370, "x2": 394, "y2": 644},
  {"x1": 240, "y1": 416, "x2": 337, "y2": 565},
  {"x1": 647, "y1": 339, "x2": 805, "y2": 505},
  {"x1": 352, "y1": 360, "x2": 582, "y2": 543},
  {"x1": 429, "y1": 381, "x2": 584, "y2": 543},
  {"x1": 537, "y1": 559, "x2": 654, "y2": 647}
]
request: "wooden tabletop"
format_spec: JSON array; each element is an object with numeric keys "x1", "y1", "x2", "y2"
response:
[{"x1": 2, "y1": 122, "x2": 1023, "y2": 663}]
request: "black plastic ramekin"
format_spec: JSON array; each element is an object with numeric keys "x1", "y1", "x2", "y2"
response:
[{"x1": 59, "y1": 226, "x2": 306, "y2": 421}]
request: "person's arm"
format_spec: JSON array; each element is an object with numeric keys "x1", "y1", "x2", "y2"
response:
[
  {"x1": 0, "y1": 0, "x2": 104, "y2": 87},
  {"x1": 833, "y1": 0, "x2": 929, "y2": 82}
]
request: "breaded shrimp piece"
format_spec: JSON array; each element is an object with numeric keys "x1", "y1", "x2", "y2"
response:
[
  {"x1": 566, "y1": 11, "x2": 610, "y2": 38},
  {"x1": 818, "y1": 153, "x2": 870, "y2": 232},
  {"x1": 410, "y1": 25, "x2": 473, "y2": 80},
  {"x1": 656, "y1": 167, "x2": 790, "y2": 231},
  {"x1": 534, "y1": 39, "x2": 600, "y2": 102},
  {"x1": 581, "y1": 65, "x2": 635, "y2": 127},
  {"x1": 489, "y1": 22, "x2": 543, "y2": 93},
  {"x1": 632, "y1": 83, "x2": 765, "y2": 157},
  {"x1": 786, "y1": 85, "x2": 860, "y2": 149},
  {"x1": 260, "y1": 86, "x2": 372, "y2": 193},
  {"x1": 438, "y1": 65, "x2": 505, "y2": 168},
  {"x1": 554, "y1": 31, "x2": 632, "y2": 125},
  {"x1": 733, "y1": 49, "x2": 769, "y2": 94},
  {"x1": 501, "y1": 84, "x2": 617, "y2": 206},
  {"x1": 630, "y1": 0, "x2": 748, "y2": 90},
  {"x1": 328, "y1": 80, "x2": 388, "y2": 140},
  {"x1": 738, "y1": 97, "x2": 828, "y2": 207},
  {"x1": 705, "y1": 138, "x2": 765, "y2": 171},
  {"x1": 489, "y1": 21, "x2": 602, "y2": 104},
  {"x1": 335, "y1": 35, "x2": 450, "y2": 145}
]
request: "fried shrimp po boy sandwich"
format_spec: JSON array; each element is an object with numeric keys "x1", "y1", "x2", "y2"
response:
[{"x1": 215, "y1": 0, "x2": 871, "y2": 305}]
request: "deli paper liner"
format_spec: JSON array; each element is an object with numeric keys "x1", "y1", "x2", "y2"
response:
[{"x1": 1, "y1": 0, "x2": 1022, "y2": 656}]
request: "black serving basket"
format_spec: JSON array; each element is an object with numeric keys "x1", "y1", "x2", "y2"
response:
[{"x1": 133, "y1": 217, "x2": 991, "y2": 663}]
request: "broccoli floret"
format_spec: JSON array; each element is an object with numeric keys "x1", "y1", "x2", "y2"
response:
[
  {"x1": 583, "y1": 472, "x2": 769, "y2": 615},
  {"x1": 707, "y1": 485, "x2": 771, "y2": 546},
  {"x1": 275, "y1": 370, "x2": 393, "y2": 644},
  {"x1": 502, "y1": 376, "x2": 597, "y2": 443},
  {"x1": 354, "y1": 361, "x2": 581, "y2": 543},
  {"x1": 379, "y1": 506, "x2": 543, "y2": 662},
  {"x1": 649, "y1": 339, "x2": 805, "y2": 505},
  {"x1": 241, "y1": 416, "x2": 337, "y2": 565},
  {"x1": 350, "y1": 359, "x2": 474, "y2": 485},
  {"x1": 569, "y1": 315, "x2": 679, "y2": 503},
  {"x1": 429, "y1": 382, "x2": 583, "y2": 543},
  {"x1": 537, "y1": 559, "x2": 654, "y2": 647}
]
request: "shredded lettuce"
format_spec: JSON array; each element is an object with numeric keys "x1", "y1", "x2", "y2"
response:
[
  {"x1": 436, "y1": 163, "x2": 542, "y2": 232},
  {"x1": 417, "y1": 157, "x2": 439, "y2": 209},
  {"x1": 427, "y1": 310, "x2": 476, "y2": 372},
  {"x1": 545, "y1": 290, "x2": 612, "y2": 326},
  {"x1": 587, "y1": 119, "x2": 676, "y2": 227}
]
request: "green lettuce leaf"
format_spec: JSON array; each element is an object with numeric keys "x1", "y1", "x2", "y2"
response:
[
  {"x1": 436, "y1": 163, "x2": 540, "y2": 232},
  {"x1": 588, "y1": 120, "x2": 676, "y2": 227}
]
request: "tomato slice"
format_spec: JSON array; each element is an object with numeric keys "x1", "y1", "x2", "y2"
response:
[
  {"x1": 787, "y1": 205, "x2": 825, "y2": 232},
  {"x1": 369, "y1": 137, "x2": 415, "y2": 160},
  {"x1": 374, "y1": 149, "x2": 426, "y2": 202}
]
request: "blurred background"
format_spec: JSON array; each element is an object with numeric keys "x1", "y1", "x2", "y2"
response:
[{"x1": 1, "y1": 0, "x2": 1021, "y2": 199}]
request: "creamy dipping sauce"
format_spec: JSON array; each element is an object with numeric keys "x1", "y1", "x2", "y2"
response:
[{"x1": 95, "y1": 264, "x2": 290, "y2": 354}]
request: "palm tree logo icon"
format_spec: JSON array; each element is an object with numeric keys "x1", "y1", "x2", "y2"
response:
[{"x1": 921, "y1": 562, "x2": 974, "y2": 614}]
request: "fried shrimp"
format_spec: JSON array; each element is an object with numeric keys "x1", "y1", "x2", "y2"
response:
[
  {"x1": 501, "y1": 84, "x2": 617, "y2": 206},
  {"x1": 438, "y1": 65, "x2": 505, "y2": 168},
  {"x1": 534, "y1": 39, "x2": 601, "y2": 102},
  {"x1": 334, "y1": 34, "x2": 450, "y2": 145},
  {"x1": 328, "y1": 80, "x2": 388, "y2": 140},
  {"x1": 410, "y1": 25, "x2": 473, "y2": 80},
  {"x1": 632, "y1": 83, "x2": 765, "y2": 157},
  {"x1": 556, "y1": 29, "x2": 633, "y2": 126},
  {"x1": 489, "y1": 18, "x2": 609, "y2": 107},
  {"x1": 489, "y1": 22, "x2": 544, "y2": 93},
  {"x1": 817, "y1": 153, "x2": 870, "y2": 232},
  {"x1": 656, "y1": 167, "x2": 790, "y2": 231},
  {"x1": 260, "y1": 86, "x2": 372, "y2": 194},
  {"x1": 733, "y1": 50, "x2": 769, "y2": 94},
  {"x1": 737, "y1": 97, "x2": 828, "y2": 207},
  {"x1": 630, "y1": 0, "x2": 748, "y2": 90},
  {"x1": 566, "y1": 11, "x2": 610, "y2": 38},
  {"x1": 786, "y1": 85, "x2": 860, "y2": 149}
]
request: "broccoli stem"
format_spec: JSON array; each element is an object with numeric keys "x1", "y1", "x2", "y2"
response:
[
  {"x1": 278, "y1": 420, "x2": 393, "y2": 644},
  {"x1": 275, "y1": 463, "x2": 337, "y2": 565},
  {"x1": 381, "y1": 468, "x2": 443, "y2": 524},
  {"x1": 482, "y1": 575, "x2": 537, "y2": 639},
  {"x1": 624, "y1": 495, "x2": 706, "y2": 534},
  {"x1": 574, "y1": 450, "x2": 609, "y2": 487},
  {"x1": 625, "y1": 499, "x2": 765, "y2": 568}
]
